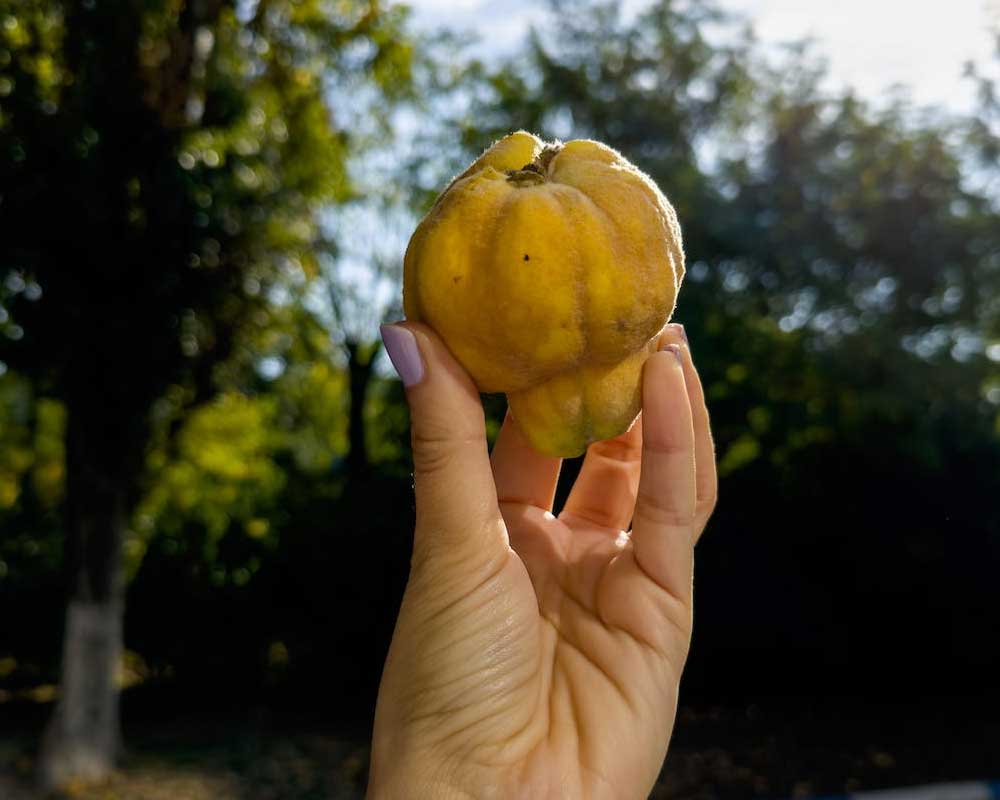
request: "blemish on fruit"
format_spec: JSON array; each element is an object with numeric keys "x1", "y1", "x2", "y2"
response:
[
  {"x1": 615, "y1": 319, "x2": 626, "y2": 332},
  {"x1": 523, "y1": 254, "x2": 530, "y2": 261},
  {"x1": 452, "y1": 275, "x2": 462, "y2": 284}
]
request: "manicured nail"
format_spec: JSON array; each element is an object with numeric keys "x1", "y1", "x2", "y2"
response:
[
  {"x1": 380, "y1": 324, "x2": 424, "y2": 386},
  {"x1": 661, "y1": 342, "x2": 683, "y2": 364},
  {"x1": 668, "y1": 322, "x2": 687, "y2": 344}
]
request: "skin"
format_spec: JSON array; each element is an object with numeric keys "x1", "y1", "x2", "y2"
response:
[{"x1": 368, "y1": 321, "x2": 717, "y2": 800}]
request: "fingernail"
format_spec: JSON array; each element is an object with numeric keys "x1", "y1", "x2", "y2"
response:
[
  {"x1": 661, "y1": 342, "x2": 683, "y2": 364},
  {"x1": 380, "y1": 324, "x2": 424, "y2": 386},
  {"x1": 668, "y1": 322, "x2": 687, "y2": 344}
]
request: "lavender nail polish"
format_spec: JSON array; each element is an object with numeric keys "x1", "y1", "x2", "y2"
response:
[
  {"x1": 661, "y1": 342, "x2": 683, "y2": 364},
  {"x1": 664, "y1": 322, "x2": 687, "y2": 345},
  {"x1": 380, "y1": 324, "x2": 424, "y2": 386}
]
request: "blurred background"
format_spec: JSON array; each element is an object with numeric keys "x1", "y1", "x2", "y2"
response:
[{"x1": 1, "y1": 0, "x2": 999, "y2": 797}]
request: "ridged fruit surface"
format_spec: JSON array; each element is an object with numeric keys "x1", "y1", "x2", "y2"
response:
[{"x1": 403, "y1": 130, "x2": 685, "y2": 456}]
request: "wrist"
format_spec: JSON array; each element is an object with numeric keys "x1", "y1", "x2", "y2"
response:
[
  {"x1": 367, "y1": 739, "x2": 476, "y2": 800},
  {"x1": 367, "y1": 772, "x2": 476, "y2": 800}
]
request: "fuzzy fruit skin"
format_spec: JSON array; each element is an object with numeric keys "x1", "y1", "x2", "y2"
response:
[{"x1": 403, "y1": 130, "x2": 685, "y2": 457}]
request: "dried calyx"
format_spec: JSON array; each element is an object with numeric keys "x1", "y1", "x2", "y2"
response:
[{"x1": 507, "y1": 142, "x2": 563, "y2": 187}]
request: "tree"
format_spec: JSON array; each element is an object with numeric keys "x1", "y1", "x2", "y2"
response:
[
  {"x1": 459, "y1": 0, "x2": 1000, "y2": 697},
  {"x1": 0, "y1": 0, "x2": 411, "y2": 786},
  {"x1": 318, "y1": 23, "x2": 474, "y2": 478}
]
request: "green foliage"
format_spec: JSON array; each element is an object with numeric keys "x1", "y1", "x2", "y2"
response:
[
  {"x1": 1, "y1": 0, "x2": 999, "y2": 707},
  {"x1": 449, "y1": 0, "x2": 1000, "y2": 695},
  {"x1": 0, "y1": 0, "x2": 412, "y2": 434},
  {"x1": 468, "y1": 0, "x2": 1000, "y2": 423},
  {"x1": 0, "y1": 0, "x2": 412, "y2": 451},
  {"x1": 0, "y1": 0, "x2": 414, "y2": 687},
  {"x1": 364, "y1": 374, "x2": 410, "y2": 470},
  {"x1": 137, "y1": 393, "x2": 285, "y2": 563},
  {"x1": 131, "y1": 319, "x2": 352, "y2": 575},
  {"x1": 0, "y1": 374, "x2": 64, "y2": 511},
  {"x1": 0, "y1": 374, "x2": 34, "y2": 510}
]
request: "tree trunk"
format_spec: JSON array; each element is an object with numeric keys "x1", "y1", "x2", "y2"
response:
[
  {"x1": 38, "y1": 406, "x2": 128, "y2": 790},
  {"x1": 346, "y1": 340, "x2": 376, "y2": 477}
]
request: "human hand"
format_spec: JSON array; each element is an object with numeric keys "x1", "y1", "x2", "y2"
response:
[{"x1": 369, "y1": 322, "x2": 717, "y2": 800}]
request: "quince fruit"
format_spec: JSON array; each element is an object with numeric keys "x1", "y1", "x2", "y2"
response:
[{"x1": 403, "y1": 131, "x2": 685, "y2": 457}]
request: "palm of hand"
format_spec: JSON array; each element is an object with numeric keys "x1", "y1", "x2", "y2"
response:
[
  {"x1": 488, "y1": 495, "x2": 694, "y2": 799},
  {"x1": 371, "y1": 328, "x2": 715, "y2": 800}
]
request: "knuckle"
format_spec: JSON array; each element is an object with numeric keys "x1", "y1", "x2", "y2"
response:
[
  {"x1": 410, "y1": 426, "x2": 485, "y2": 477},
  {"x1": 642, "y1": 439, "x2": 688, "y2": 458},
  {"x1": 411, "y1": 518, "x2": 508, "y2": 582},
  {"x1": 410, "y1": 434, "x2": 454, "y2": 477},
  {"x1": 591, "y1": 436, "x2": 642, "y2": 462}
]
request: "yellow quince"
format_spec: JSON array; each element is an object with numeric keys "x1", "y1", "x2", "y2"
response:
[{"x1": 403, "y1": 131, "x2": 685, "y2": 457}]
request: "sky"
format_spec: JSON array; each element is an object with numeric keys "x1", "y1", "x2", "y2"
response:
[{"x1": 405, "y1": 0, "x2": 1000, "y2": 113}]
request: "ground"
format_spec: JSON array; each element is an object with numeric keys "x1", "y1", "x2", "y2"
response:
[{"x1": 1, "y1": 695, "x2": 998, "y2": 799}]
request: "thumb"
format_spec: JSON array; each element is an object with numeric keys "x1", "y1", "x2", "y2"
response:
[{"x1": 380, "y1": 322, "x2": 508, "y2": 568}]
